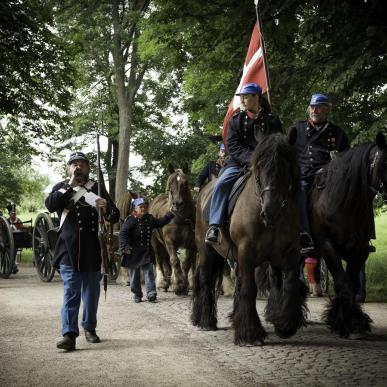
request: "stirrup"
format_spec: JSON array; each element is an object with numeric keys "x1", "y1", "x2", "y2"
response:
[{"x1": 205, "y1": 226, "x2": 220, "y2": 245}]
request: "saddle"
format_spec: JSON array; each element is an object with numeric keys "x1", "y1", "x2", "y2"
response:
[{"x1": 203, "y1": 170, "x2": 251, "y2": 223}]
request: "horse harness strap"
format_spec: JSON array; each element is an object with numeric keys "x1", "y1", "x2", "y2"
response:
[
  {"x1": 255, "y1": 174, "x2": 292, "y2": 209},
  {"x1": 368, "y1": 147, "x2": 384, "y2": 195}
]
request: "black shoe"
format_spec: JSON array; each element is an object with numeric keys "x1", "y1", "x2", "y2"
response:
[
  {"x1": 134, "y1": 297, "x2": 142, "y2": 303},
  {"x1": 84, "y1": 330, "x2": 100, "y2": 343},
  {"x1": 205, "y1": 225, "x2": 220, "y2": 244},
  {"x1": 148, "y1": 295, "x2": 157, "y2": 302},
  {"x1": 57, "y1": 333, "x2": 76, "y2": 351},
  {"x1": 368, "y1": 244, "x2": 376, "y2": 253},
  {"x1": 300, "y1": 232, "x2": 315, "y2": 256}
]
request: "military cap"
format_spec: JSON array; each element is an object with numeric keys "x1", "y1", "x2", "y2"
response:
[
  {"x1": 236, "y1": 83, "x2": 262, "y2": 96},
  {"x1": 132, "y1": 197, "x2": 146, "y2": 208},
  {"x1": 310, "y1": 93, "x2": 329, "y2": 106},
  {"x1": 67, "y1": 152, "x2": 89, "y2": 165}
]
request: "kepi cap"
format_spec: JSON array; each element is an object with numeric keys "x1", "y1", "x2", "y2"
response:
[
  {"x1": 310, "y1": 93, "x2": 329, "y2": 106},
  {"x1": 236, "y1": 83, "x2": 262, "y2": 96},
  {"x1": 132, "y1": 197, "x2": 146, "y2": 208},
  {"x1": 67, "y1": 152, "x2": 89, "y2": 165}
]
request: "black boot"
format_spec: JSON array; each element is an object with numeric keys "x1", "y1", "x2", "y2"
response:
[
  {"x1": 300, "y1": 232, "x2": 315, "y2": 256},
  {"x1": 205, "y1": 225, "x2": 220, "y2": 244},
  {"x1": 57, "y1": 333, "x2": 76, "y2": 351},
  {"x1": 84, "y1": 329, "x2": 101, "y2": 343}
]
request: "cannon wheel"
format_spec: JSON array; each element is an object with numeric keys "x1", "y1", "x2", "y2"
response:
[
  {"x1": 108, "y1": 258, "x2": 120, "y2": 281},
  {"x1": 33, "y1": 212, "x2": 56, "y2": 282},
  {"x1": 0, "y1": 216, "x2": 15, "y2": 279}
]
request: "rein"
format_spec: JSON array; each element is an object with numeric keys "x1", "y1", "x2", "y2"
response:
[{"x1": 368, "y1": 146, "x2": 385, "y2": 197}]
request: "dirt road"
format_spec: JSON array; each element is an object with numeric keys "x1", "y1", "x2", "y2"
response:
[{"x1": 1, "y1": 265, "x2": 387, "y2": 387}]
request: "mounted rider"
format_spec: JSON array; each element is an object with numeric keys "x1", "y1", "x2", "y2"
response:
[
  {"x1": 193, "y1": 143, "x2": 227, "y2": 192},
  {"x1": 205, "y1": 82, "x2": 283, "y2": 244},
  {"x1": 289, "y1": 93, "x2": 349, "y2": 254}
]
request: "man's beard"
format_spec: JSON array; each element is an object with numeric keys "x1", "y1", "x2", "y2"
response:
[{"x1": 73, "y1": 171, "x2": 89, "y2": 183}]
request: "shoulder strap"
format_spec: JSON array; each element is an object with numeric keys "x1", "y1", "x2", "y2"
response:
[{"x1": 59, "y1": 180, "x2": 95, "y2": 229}]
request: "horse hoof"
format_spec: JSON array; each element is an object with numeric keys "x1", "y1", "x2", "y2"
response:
[
  {"x1": 348, "y1": 332, "x2": 369, "y2": 340},
  {"x1": 200, "y1": 326, "x2": 217, "y2": 332},
  {"x1": 274, "y1": 327, "x2": 297, "y2": 339},
  {"x1": 235, "y1": 339, "x2": 265, "y2": 347},
  {"x1": 175, "y1": 289, "x2": 188, "y2": 296}
]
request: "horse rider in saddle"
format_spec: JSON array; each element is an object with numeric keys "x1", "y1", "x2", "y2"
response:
[
  {"x1": 193, "y1": 143, "x2": 227, "y2": 192},
  {"x1": 205, "y1": 82, "x2": 283, "y2": 244},
  {"x1": 289, "y1": 93, "x2": 350, "y2": 255}
]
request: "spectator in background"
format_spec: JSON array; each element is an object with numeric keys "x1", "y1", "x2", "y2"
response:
[
  {"x1": 6, "y1": 203, "x2": 23, "y2": 231},
  {"x1": 305, "y1": 257, "x2": 322, "y2": 297}
]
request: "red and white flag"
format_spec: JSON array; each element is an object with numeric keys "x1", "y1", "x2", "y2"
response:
[{"x1": 222, "y1": 22, "x2": 268, "y2": 142}]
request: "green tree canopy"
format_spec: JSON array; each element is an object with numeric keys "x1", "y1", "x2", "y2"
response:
[{"x1": 0, "y1": 0, "x2": 74, "y2": 149}]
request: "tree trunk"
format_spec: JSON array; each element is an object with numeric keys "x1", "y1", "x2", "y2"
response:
[{"x1": 111, "y1": 0, "x2": 148, "y2": 201}]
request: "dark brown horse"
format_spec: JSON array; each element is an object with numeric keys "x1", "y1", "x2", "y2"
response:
[
  {"x1": 192, "y1": 130, "x2": 308, "y2": 345},
  {"x1": 309, "y1": 131, "x2": 387, "y2": 337},
  {"x1": 149, "y1": 163, "x2": 197, "y2": 295}
]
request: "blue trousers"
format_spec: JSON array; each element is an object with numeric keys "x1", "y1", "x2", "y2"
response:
[
  {"x1": 59, "y1": 265, "x2": 101, "y2": 336},
  {"x1": 298, "y1": 179, "x2": 311, "y2": 234},
  {"x1": 129, "y1": 263, "x2": 156, "y2": 300},
  {"x1": 209, "y1": 166, "x2": 241, "y2": 226}
]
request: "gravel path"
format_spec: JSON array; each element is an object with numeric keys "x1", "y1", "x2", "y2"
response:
[{"x1": 1, "y1": 265, "x2": 387, "y2": 387}]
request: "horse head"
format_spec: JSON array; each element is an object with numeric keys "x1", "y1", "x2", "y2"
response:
[
  {"x1": 251, "y1": 129, "x2": 299, "y2": 227},
  {"x1": 371, "y1": 131, "x2": 387, "y2": 201},
  {"x1": 166, "y1": 162, "x2": 192, "y2": 214}
]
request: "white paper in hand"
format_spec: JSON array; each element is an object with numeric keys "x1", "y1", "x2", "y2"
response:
[{"x1": 84, "y1": 191, "x2": 101, "y2": 207}]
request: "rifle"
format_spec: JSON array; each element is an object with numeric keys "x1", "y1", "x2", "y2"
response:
[{"x1": 96, "y1": 133, "x2": 110, "y2": 300}]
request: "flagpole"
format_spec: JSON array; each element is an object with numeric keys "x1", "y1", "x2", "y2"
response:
[{"x1": 255, "y1": 0, "x2": 272, "y2": 106}]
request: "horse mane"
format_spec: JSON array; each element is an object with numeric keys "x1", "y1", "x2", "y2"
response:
[
  {"x1": 251, "y1": 133, "x2": 299, "y2": 198},
  {"x1": 323, "y1": 143, "x2": 373, "y2": 217}
]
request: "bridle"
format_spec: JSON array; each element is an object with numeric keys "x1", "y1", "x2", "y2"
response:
[
  {"x1": 255, "y1": 172, "x2": 293, "y2": 209},
  {"x1": 368, "y1": 146, "x2": 387, "y2": 199},
  {"x1": 167, "y1": 169, "x2": 189, "y2": 213}
]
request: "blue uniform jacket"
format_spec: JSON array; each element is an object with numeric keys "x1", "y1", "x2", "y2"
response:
[
  {"x1": 226, "y1": 110, "x2": 283, "y2": 168},
  {"x1": 45, "y1": 180, "x2": 119, "y2": 271},
  {"x1": 289, "y1": 120, "x2": 349, "y2": 179},
  {"x1": 195, "y1": 160, "x2": 222, "y2": 188},
  {"x1": 119, "y1": 212, "x2": 174, "y2": 269}
]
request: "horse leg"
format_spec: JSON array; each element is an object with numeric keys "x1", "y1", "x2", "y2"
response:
[
  {"x1": 153, "y1": 239, "x2": 171, "y2": 292},
  {"x1": 233, "y1": 257, "x2": 267, "y2": 345},
  {"x1": 322, "y1": 242, "x2": 372, "y2": 337},
  {"x1": 164, "y1": 242, "x2": 188, "y2": 295},
  {"x1": 182, "y1": 243, "x2": 197, "y2": 291},
  {"x1": 191, "y1": 246, "x2": 224, "y2": 330},
  {"x1": 221, "y1": 262, "x2": 235, "y2": 297},
  {"x1": 346, "y1": 255, "x2": 366, "y2": 299},
  {"x1": 265, "y1": 263, "x2": 308, "y2": 339}
]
